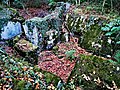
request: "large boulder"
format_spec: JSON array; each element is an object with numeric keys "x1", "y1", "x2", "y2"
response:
[{"x1": 23, "y1": 2, "x2": 70, "y2": 51}]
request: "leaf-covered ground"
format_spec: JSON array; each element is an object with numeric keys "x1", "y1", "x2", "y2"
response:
[
  {"x1": 38, "y1": 37, "x2": 90, "y2": 82},
  {"x1": 0, "y1": 2, "x2": 120, "y2": 89},
  {"x1": 18, "y1": 5, "x2": 49, "y2": 19}
]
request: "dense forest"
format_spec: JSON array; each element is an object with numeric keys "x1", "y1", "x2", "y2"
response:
[{"x1": 0, "y1": 0, "x2": 120, "y2": 90}]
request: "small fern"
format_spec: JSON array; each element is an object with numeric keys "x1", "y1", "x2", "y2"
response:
[{"x1": 65, "y1": 50, "x2": 76, "y2": 61}]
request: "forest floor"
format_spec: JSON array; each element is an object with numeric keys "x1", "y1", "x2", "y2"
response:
[
  {"x1": 3, "y1": 3, "x2": 107, "y2": 82},
  {"x1": 3, "y1": 37, "x2": 90, "y2": 82},
  {"x1": 1, "y1": 2, "x2": 120, "y2": 89}
]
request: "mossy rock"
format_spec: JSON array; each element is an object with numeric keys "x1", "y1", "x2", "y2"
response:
[
  {"x1": 67, "y1": 54, "x2": 120, "y2": 89},
  {"x1": 0, "y1": 8, "x2": 18, "y2": 19},
  {"x1": 15, "y1": 39, "x2": 38, "y2": 64},
  {"x1": 15, "y1": 39, "x2": 38, "y2": 53},
  {"x1": 66, "y1": 13, "x2": 108, "y2": 55},
  {"x1": 23, "y1": 3, "x2": 67, "y2": 50},
  {"x1": 80, "y1": 24, "x2": 101, "y2": 51}
]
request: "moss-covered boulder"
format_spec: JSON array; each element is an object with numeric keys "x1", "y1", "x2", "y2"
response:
[
  {"x1": 65, "y1": 7, "x2": 112, "y2": 57},
  {"x1": 15, "y1": 39, "x2": 38, "y2": 53},
  {"x1": 23, "y1": 2, "x2": 67, "y2": 51},
  {"x1": 14, "y1": 39, "x2": 38, "y2": 64},
  {"x1": 66, "y1": 12, "x2": 107, "y2": 51},
  {"x1": 66, "y1": 54, "x2": 120, "y2": 90}
]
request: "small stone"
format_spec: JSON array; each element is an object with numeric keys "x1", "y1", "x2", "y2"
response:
[
  {"x1": 23, "y1": 66, "x2": 28, "y2": 71},
  {"x1": 29, "y1": 67, "x2": 33, "y2": 70},
  {"x1": 93, "y1": 71, "x2": 96, "y2": 74},
  {"x1": 117, "y1": 67, "x2": 120, "y2": 71},
  {"x1": 9, "y1": 78, "x2": 12, "y2": 82},
  {"x1": 47, "y1": 85, "x2": 51, "y2": 89},
  {"x1": 15, "y1": 39, "x2": 38, "y2": 52}
]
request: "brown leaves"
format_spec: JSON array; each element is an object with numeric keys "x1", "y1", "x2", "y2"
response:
[
  {"x1": 18, "y1": 7, "x2": 49, "y2": 19},
  {"x1": 38, "y1": 50, "x2": 75, "y2": 82},
  {"x1": 38, "y1": 37, "x2": 89, "y2": 82}
]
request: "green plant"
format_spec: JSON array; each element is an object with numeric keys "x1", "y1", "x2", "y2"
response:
[
  {"x1": 65, "y1": 50, "x2": 76, "y2": 61},
  {"x1": 13, "y1": 80, "x2": 26, "y2": 90},
  {"x1": 0, "y1": 52, "x2": 61, "y2": 90},
  {"x1": 49, "y1": 0, "x2": 55, "y2": 5},
  {"x1": 101, "y1": 19, "x2": 120, "y2": 38},
  {"x1": 114, "y1": 50, "x2": 120, "y2": 63},
  {"x1": 101, "y1": 18, "x2": 120, "y2": 55}
]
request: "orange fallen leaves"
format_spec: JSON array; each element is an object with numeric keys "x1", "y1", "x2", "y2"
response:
[{"x1": 38, "y1": 37, "x2": 89, "y2": 82}]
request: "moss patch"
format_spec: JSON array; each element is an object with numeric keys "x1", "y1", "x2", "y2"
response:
[{"x1": 67, "y1": 54, "x2": 120, "y2": 89}]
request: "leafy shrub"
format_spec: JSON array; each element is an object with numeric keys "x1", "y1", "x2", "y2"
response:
[
  {"x1": 101, "y1": 18, "x2": 120, "y2": 44},
  {"x1": 0, "y1": 52, "x2": 60, "y2": 90},
  {"x1": 101, "y1": 18, "x2": 120, "y2": 57}
]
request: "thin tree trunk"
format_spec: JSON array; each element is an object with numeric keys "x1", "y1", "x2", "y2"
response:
[
  {"x1": 102, "y1": 0, "x2": 106, "y2": 12},
  {"x1": 111, "y1": 0, "x2": 113, "y2": 11}
]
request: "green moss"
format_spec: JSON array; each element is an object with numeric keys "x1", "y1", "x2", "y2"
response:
[
  {"x1": 13, "y1": 80, "x2": 26, "y2": 90},
  {"x1": 52, "y1": 46, "x2": 59, "y2": 54},
  {"x1": 67, "y1": 54, "x2": 120, "y2": 89},
  {"x1": 44, "y1": 72, "x2": 60, "y2": 85},
  {"x1": 34, "y1": 65, "x2": 60, "y2": 86},
  {"x1": 81, "y1": 24, "x2": 101, "y2": 50}
]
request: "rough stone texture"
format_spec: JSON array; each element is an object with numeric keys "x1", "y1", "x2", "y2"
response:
[
  {"x1": 65, "y1": 10, "x2": 107, "y2": 52},
  {"x1": 23, "y1": 2, "x2": 68, "y2": 51},
  {"x1": 1, "y1": 21, "x2": 22, "y2": 40},
  {"x1": 15, "y1": 39, "x2": 38, "y2": 53},
  {"x1": 0, "y1": 8, "x2": 23, "y2": 40}
]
